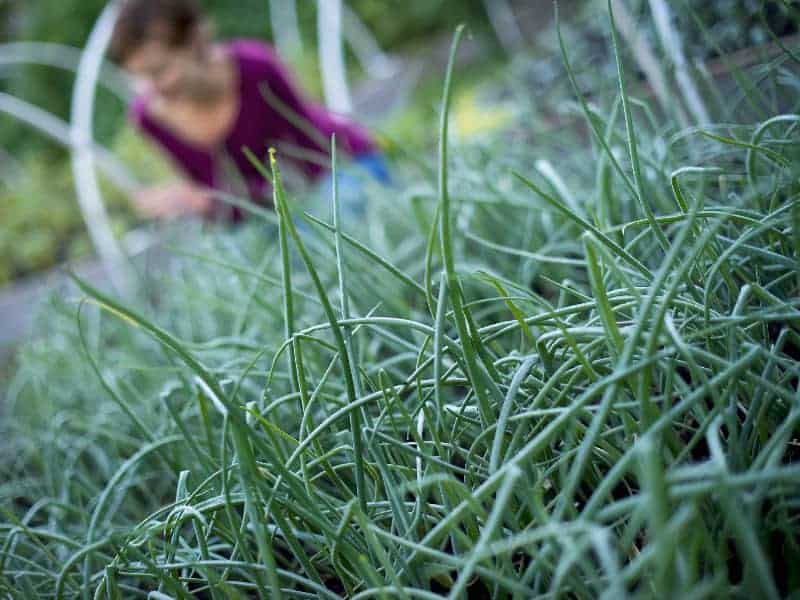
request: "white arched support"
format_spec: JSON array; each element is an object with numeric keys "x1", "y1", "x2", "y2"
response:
[
  {"x1": 0, "y1": 93, "x2": 138, "y2": 193},
  {"x1": 341, "y1": 4, "x2": 397, "y2": 80},
  {"x1": 482, "y1": 0, "x2": 525, "y2": 53},
  {"x1": 269, "y1": 0, "x2": 303, "y2": 58},
  {"x1": 70, "y1": 1, "x2": 130, "y2": 294},
  {"x1": 317, "y1": 0, "x2": 353, "y2": 115},
  {"x1": 0, "y1": 42, "x2": 132, "y2": 101}
]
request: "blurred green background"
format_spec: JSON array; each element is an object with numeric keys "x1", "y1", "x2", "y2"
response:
[
  {"x1": 0, "y1": 0, "x2": 796, "y2": 286},
  {"x1": 1, "y1": 0, "x2": 494, "y2": 156},
  {"x1": 0, "y1": 0, "x2": 498, "y2": 285}
]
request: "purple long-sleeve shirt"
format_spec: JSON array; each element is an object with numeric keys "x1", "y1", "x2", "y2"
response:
[{"x1": 130, "y1": 39, "x2": 375, "y2": 214}]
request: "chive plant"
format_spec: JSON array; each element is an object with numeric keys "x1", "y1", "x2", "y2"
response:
[{"x1": 2, "y1": 4, "x2": 800, "y2": 599}]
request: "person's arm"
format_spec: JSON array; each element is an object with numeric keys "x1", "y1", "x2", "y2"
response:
[{"x1": 132, "y1": 182, "x2": 212, "y2": 219}]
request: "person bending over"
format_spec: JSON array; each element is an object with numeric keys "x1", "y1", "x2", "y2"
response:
[{"x1": 110, "y1": 0, "x2": 388, "y2": 221}]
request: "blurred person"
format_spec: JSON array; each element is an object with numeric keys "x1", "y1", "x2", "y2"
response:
[{"x1": 110, "y1": 0, "x2": 389, "y2": 221}]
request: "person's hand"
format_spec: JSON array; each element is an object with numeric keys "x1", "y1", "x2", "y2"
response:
[{"x1": 132, "y1": 182, "x2": 212, "y2": 219}]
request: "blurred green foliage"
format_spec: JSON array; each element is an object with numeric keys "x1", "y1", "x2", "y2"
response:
[
  {"x1": 0, "y1": 0, "x2": 796, "y2": 286},
  {"x1": 1, "y1": 0, "x2": 796, "y2": 156},
  {"x1": 0, "y1": 126, "x2": 177, "y2": 285},
  {"x1": 673, "y1": 0, "x2": 798, "y2": 58},
  {"x1": 0, "y1": 0, "x2": 489, "y2": 156},
  {"x1": 0, "y1": 0, "x2": 491, "y2": 285}
]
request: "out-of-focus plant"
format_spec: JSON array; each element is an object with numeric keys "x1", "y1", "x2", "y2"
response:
[{"x1": 0, "y1": 126, "x2": 175, "y2": 284}]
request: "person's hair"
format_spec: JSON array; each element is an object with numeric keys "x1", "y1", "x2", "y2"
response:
[{"x1": 109, "y1": 0, "x2": 206, "y2": 63}]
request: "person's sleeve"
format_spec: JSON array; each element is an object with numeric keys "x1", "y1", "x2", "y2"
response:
[
  {"x1": 242, "y1": 44, "x2": 315, "y2": 120},
  {"x1": 129, "y1": 98, "x2": 217, "y2": 189},
  {"x1": 243, "y1": 41, "x2": 375, "y2": 156}
]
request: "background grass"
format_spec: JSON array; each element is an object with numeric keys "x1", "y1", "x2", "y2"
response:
[{"x1": 2, "y1": 2, "x2": 800, "y2": 598}]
